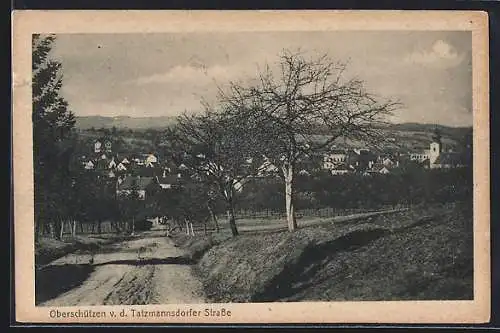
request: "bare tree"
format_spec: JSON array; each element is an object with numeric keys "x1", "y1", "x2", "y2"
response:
[
  {"x1": 218, "y1": 49, "x2": 401, "y2": 232},
  {"x1": 161, "y1": 106, "x2": 264, "y2": 237}
]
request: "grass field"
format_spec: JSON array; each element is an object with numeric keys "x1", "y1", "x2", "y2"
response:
[{"x1": 174, "y1": 201, "x2": 473, "y2": 302}]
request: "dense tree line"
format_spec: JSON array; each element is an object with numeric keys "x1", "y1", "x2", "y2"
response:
[{"x1": 236, "y1": 167, "x2": 472, "y2": 212}]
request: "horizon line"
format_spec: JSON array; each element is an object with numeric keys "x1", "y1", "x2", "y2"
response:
[{"x1": 74, "y1": 114, "x2": 473, "y2": 129}]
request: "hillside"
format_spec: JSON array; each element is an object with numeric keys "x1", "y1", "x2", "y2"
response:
[
  {"x1": 75, "y1": 116, "x2": 177, "y2": 130},
  {"x1": 74, "y1": 116, "x2": 471, "y2": 153},
  {"x1": 176, "y1": 202, "x2": 473, "y2": 302}
]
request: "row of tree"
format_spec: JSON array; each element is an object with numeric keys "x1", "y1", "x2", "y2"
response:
[{"x1": 236, "y1": 167, "x2": 473, "y2": 212}]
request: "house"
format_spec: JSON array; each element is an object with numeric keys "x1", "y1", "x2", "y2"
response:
[
  {"x1": 117, "y1": 162, "x2": 127, "y2": 171},
  {"x1": 432, "y1": 152, "x2": 466, "y2": 169},
  {"x1": 298, "y1": 169, "x2": 311, "y2": 176},
  {"x1": 116, "y1": 176, "x2": 161, "y2": 200},
  {"x1": 364, "y1": 163, "x2": 391, "y2": 175},
  {"x1": 96, "y1": 158, "x2": 109, "y2": 170},
  {"x1": 156, "y1": 174, "x2": 183, "y2": 190},
  {"x1": 353, "y1": 148, "x2": 370, "y2": 155},
  {"x1": 347, "y1": 149, "x2": 377, "y2": 171},
  {"x1": 257, "y1": 157, "x2": 279, "y2": 177},
  {"x1": 162, "y1": 167, "x2": 172, "y2": 175},
  {"x1": 94, "y1": 140, "x2": 102, "y2": 153},
  {"x1": 108, "y1": 157, "x2": 117, "y2": 169},
  {"x1": 104, "y1": 140, "x2": 112, "y2": 153},
  {"x1": 296, "y1": 152, "x2": 322, "y2": 174},
  {"x1": 378, "y1": 166, "x2": 391, "y2": 174},
  {"x1": 409, "y1": 151, "x2": 430, "y2": 163},
  {"x1": 330, "y1": 164, "x2": 353, "y2": 175},
  {"x1": 144, "y1": 154, "x2": 158, "y2": 168},
  {"x1": 323, "y1": 150, "x2": 347, "y2": 170},
  {"x1": 132, "y1": 157, "x2": 144, "y2": 166},
  {"x1": 382, "y1": 157, "x2": 398, "y2": 168},
  {"x1": 232, "y1": 177, "x2": 253, "y2": 193},
  {"x1": 84, "y1": 160, "x2": 95, "y2": 170},
  {"x1": 178, "y1": 163, "x2": 189, "y2": 170}
]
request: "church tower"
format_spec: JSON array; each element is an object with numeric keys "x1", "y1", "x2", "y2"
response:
[{"x1": 429, "y1": 128, "x2": 442, "y2": 164}]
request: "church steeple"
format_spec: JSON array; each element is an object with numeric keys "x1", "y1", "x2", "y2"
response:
[{"x1": 431, "y1": 127, "x2": 442, "y2": 145}]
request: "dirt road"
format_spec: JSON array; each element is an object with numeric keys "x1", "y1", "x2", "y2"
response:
[{"x1": 38, "y1": 229, "x2": 206, "y2": 306}]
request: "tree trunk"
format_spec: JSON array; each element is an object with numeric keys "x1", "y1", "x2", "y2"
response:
[
  {"x1": 131, "y1": 217, "x2": 135, "y2": 235},
  {"x1": 72, "y1": 220, "x2": 77, "y2": 237},
  {"x1": 284, "y1": 164, "x2": 297, "y2": 232},
  {"x1": 226, "y1": 207, "x2": 238, "y2": 237},
  {"x1": 97, "y1": 219, "x2": 102, "y2": 234},
  {"x1": 114, "y1": 221, "x2": 121, "y2": 233},
  {"x1": 59, "y1": 219, "x2": 64, "y2": 240},
  {"x1": 208, "y1": 205, "x2": 220, "y2": 232},
  {"x1": 222, "y1": 186, "x2": 239, "y2": 237},
  {"x1": 49, "y1": 221, "x2": 55, "y2": 239}
]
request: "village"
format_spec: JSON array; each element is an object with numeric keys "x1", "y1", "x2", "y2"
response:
[{"x1": 79, "y1": 129, "x2": 471, "y2": 204}]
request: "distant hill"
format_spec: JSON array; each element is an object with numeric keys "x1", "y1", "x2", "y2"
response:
[
  {"x1": 384, "y1": 122, "x2": 471, "y2": 136},
  {"x1": 75, "y1": 116, "x2": 471, "y2": 152},
  {"x1": 75, "y1": 116, "x2": 178, "y2": 130},
  {"x1": 76, "y1": 116, "x2": 472, "y2": 133}
]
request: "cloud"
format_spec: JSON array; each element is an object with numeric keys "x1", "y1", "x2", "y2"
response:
[
  {"x1": 126, "y1": 63, "x2": 249, "y2": 86},
  {"x1": 404, "y1": 40, "x2": 464, "y2": 67}
]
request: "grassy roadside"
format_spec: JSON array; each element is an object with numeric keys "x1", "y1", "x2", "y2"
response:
[
  {"x1": 171, "y1": 231, "x2": 232, "y2": 262},
  {"x1": 173, "y1": 202, "x2": 473, "y2": 302},
  {"x1": 35, "y1": 233, "x2": 134, "y2": 268}
]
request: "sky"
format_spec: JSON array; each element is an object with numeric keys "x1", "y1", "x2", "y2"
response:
[{"x1": 49, "y1": 31, "x2": 472, "y2": 127}]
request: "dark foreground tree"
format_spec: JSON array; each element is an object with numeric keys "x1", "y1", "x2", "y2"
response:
[
  {"x1": 219, "y1": 49, "x2": 400, "y2": 232},
  {"x1": 32, "y1": 34, "x2": 76, "y2": 241}
]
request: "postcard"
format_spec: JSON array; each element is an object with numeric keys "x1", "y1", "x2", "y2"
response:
[{"x1": 12, "y1": 10, "x2": 490, "y2": 324}]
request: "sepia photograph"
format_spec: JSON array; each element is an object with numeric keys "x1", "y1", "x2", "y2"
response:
[{"x1": 12, "y1": 10, "x2": 490, "y2": 324}]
